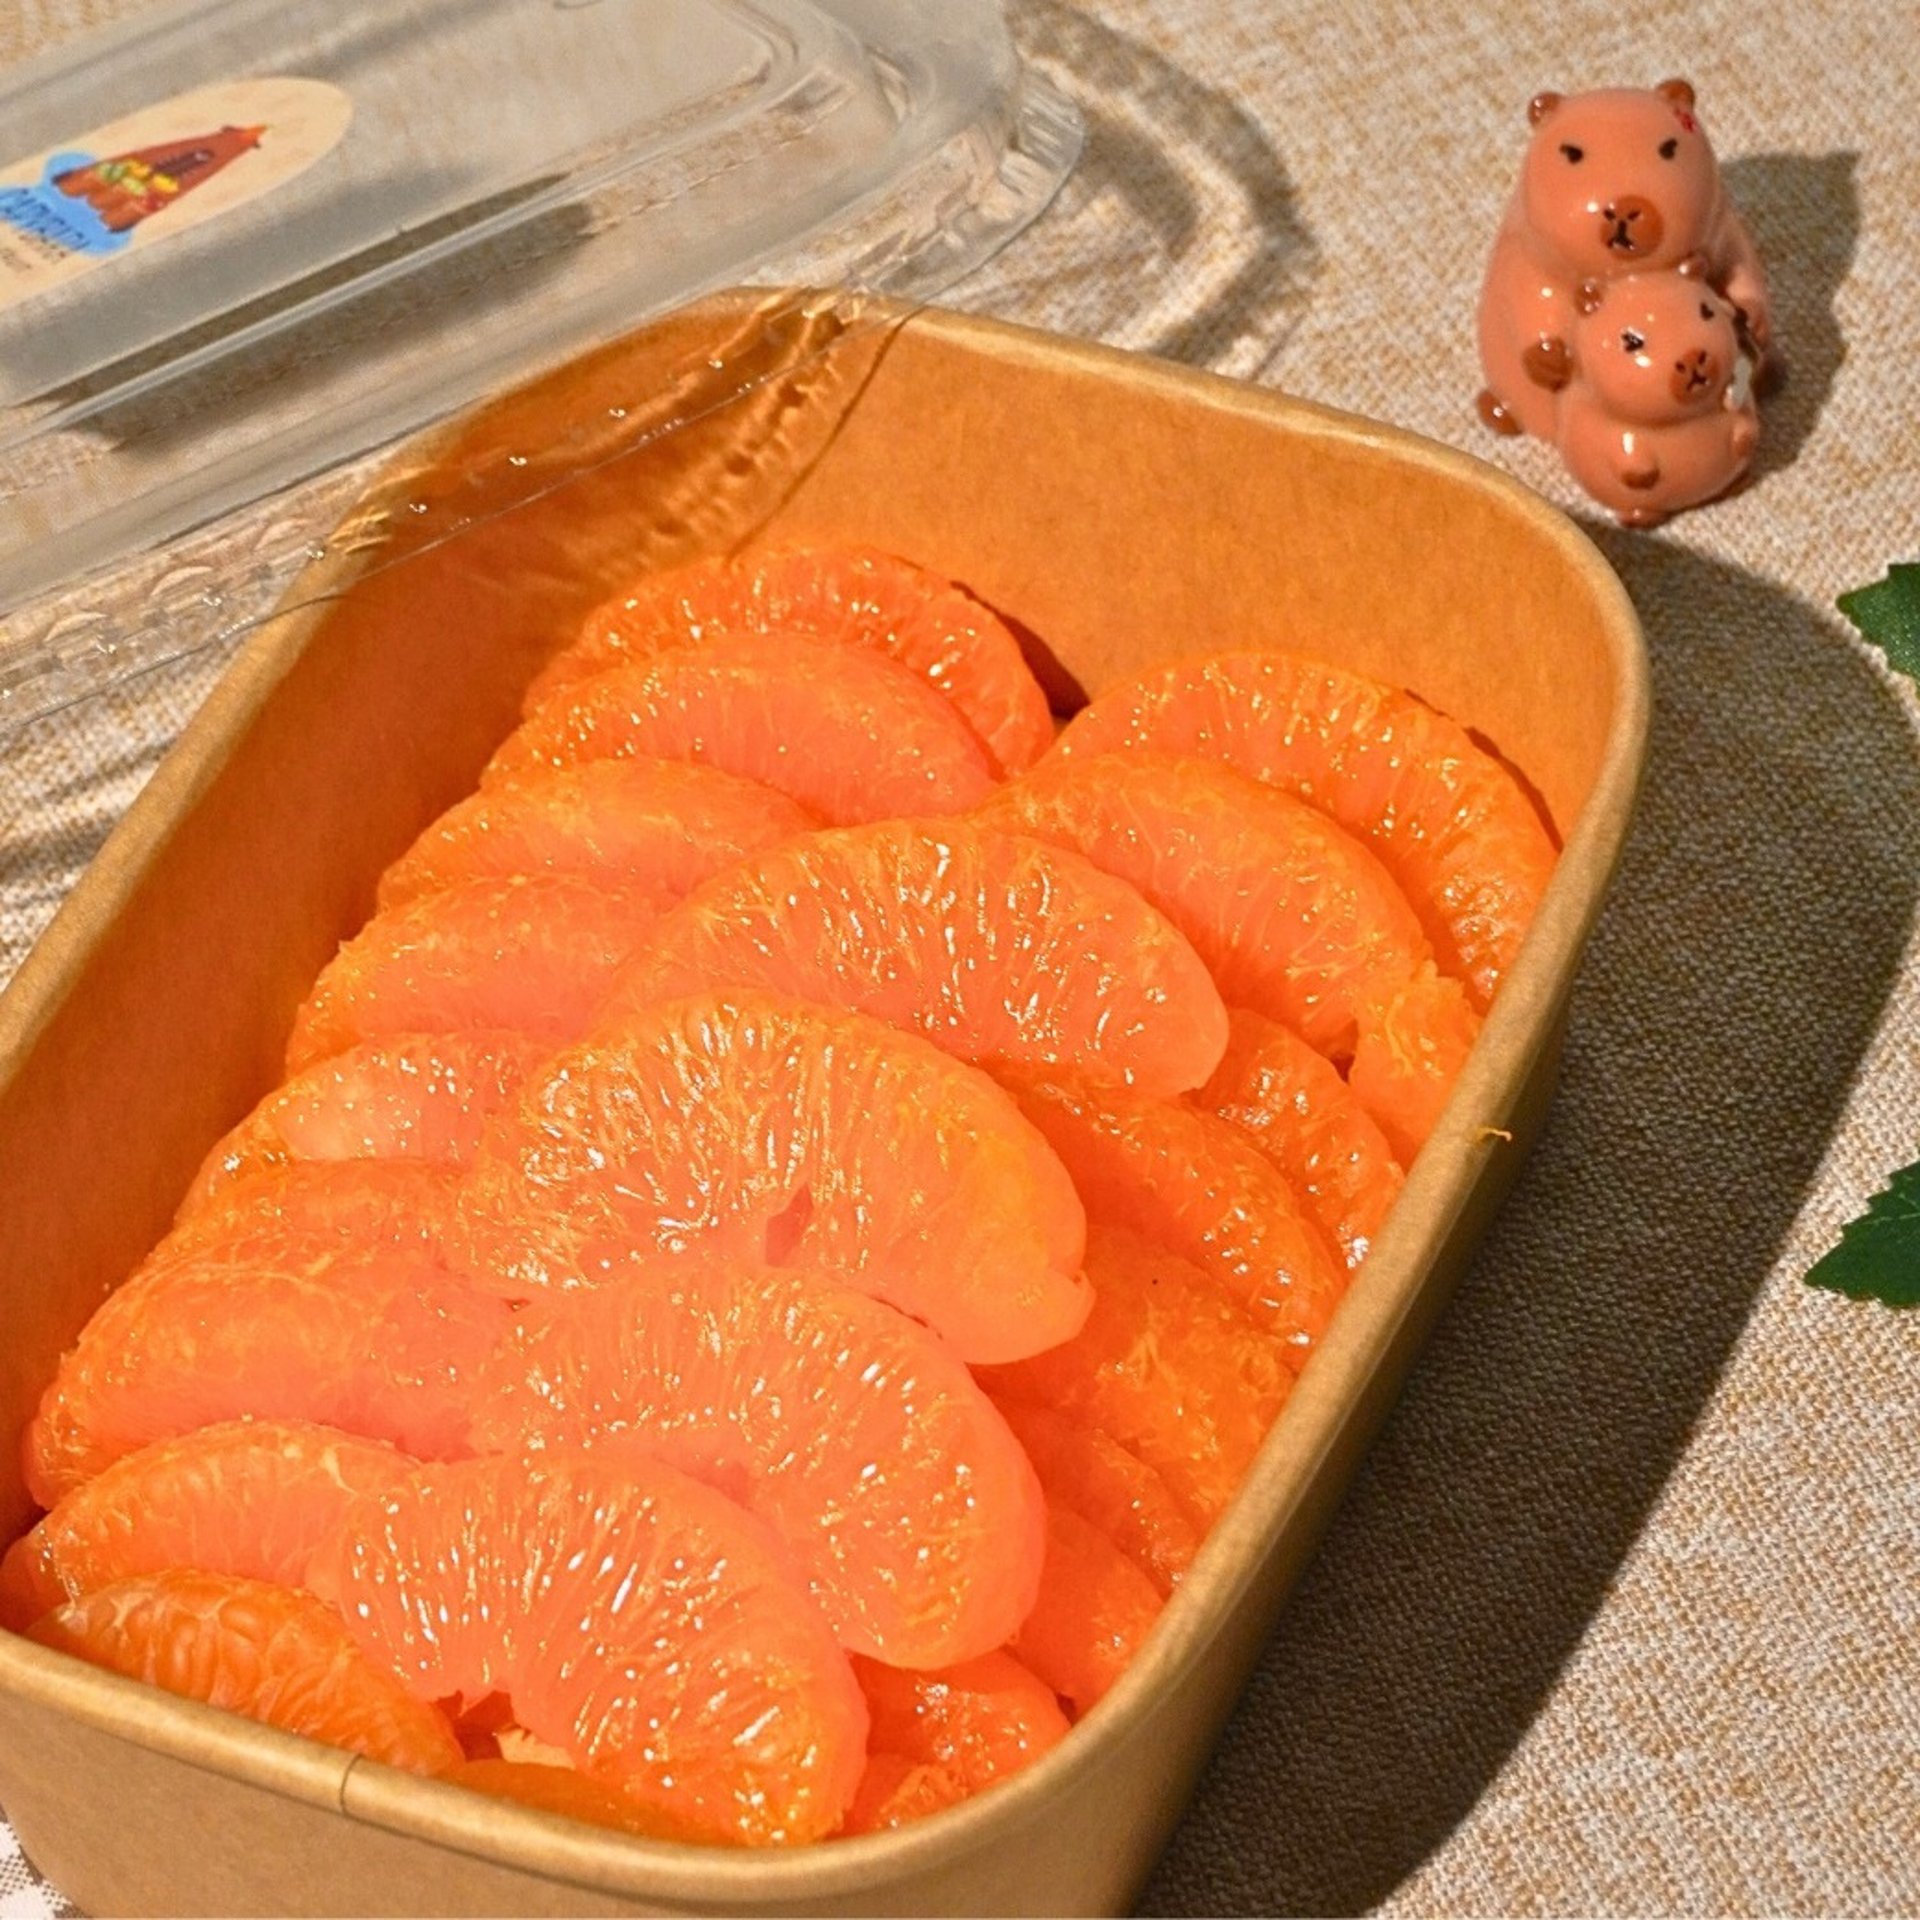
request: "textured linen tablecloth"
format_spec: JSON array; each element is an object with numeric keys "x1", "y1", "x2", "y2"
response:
[{"x1": 3, "y1": 0, "x2": 1918, "y2": 1913}]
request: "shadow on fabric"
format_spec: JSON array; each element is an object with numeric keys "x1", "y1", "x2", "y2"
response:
[
  {"x1": 1139, "y1": 538, "x2": 1918, "y2": 1916},
  {"x1": 1723, "y1": 150, "x2": 1859, "y2": 480},
  {"x1": 977, "y1": 0, "x2": 1319, "y2": 379}
]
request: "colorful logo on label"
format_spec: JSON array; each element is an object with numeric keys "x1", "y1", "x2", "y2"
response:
[
  {"x1": 0, "y1": 78, "x2": 351, "y2": 313},
  {"x1": 0, "y1": 125, "x2": 269, "y2": 263}
]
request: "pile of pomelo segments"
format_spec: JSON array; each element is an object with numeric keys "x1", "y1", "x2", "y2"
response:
[{"x1": 2, "y1": 546, "x2": 1556, "y2": 1847}]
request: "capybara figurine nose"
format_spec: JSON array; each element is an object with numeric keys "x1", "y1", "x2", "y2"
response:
[
  {"x1": 1600, "y1": 195, "x2": 1662, "y2": 255},
  {"x1": 1669, "y1": 347, "x2": 1718, "y2": 401}
]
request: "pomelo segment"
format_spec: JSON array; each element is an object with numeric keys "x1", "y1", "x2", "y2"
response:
[
  {"x1": 472, "y1": 1265, "x2": 1046, "y2": 1668},
  {"x1": 25, "y1": 1231, "x2": 509, "y2": 1505},
  {"x1": 184, "y1": 1031, "x2": 551, "y2": 1216},
  {"x1": 1197, "y1": 1010, "x2": 1403, "y2": 1265},
  {"x1": 376, "y1": 760, "x2": 816, "y2": 912},
  {"x1": 451, "y1": 992, "x2": 1088, "y2": 1363},
  {"x1": 975, "y1": 751, "x2": 1436, "y2": 1063},
  {"x1": 488, "y1": 636, "x2": 997, "y2": 824},
  {"x1": 28, "y1": 1570, "x2": 462, "y2": 1774},
  {"x1": 1009, "y1": 1507, "x2": 1163, "y2": 1717},
  {"x1": 986, "y1": 1397, "x2": 1198, "y2": 1597},
  {"x1": 525, "y1": 546, "x2": 1054, "y2": 776},
  {"x1": 309, "y1": 1452, "x2": 867, "y2": 1846},
  {"x1": 1, "y1": 1421, "x2": 413, "y2": 1634},
  {"x1": 604, "y1": 819, "x2": 1228, "y2": 1095},
  {"x1": 997, "y1": 1067, "x2": 1345, "y2": 1371},
  {"x1": 286, "y1": 877, "x2": 668, "y2": 1073},
  {"x1": 1052, "y1": 649, "x2": 1557, "y2": 1010},
  {"x1": 985, "y1": 1228, "x2": 1293, "y2": 1530}
]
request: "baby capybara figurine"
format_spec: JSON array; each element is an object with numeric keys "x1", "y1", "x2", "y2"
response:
[
  {"x1": 1554, "y1": 258, "x2": 1760, "y2": 526},
  {"x1": 1476, "y1": 78, "x2": 1774, "y2": 472}
]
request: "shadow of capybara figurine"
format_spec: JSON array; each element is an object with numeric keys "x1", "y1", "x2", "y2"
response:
[
  {"x1": 1477, "y1": 80, "x2": 1773, "y2": 443},
  {"x1": 1552, "y1": 257, "x2": 1760, "y2": 527}
]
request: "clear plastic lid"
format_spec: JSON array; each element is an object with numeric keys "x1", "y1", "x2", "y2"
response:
[{"x1": 0, "y1": 0, "x2": 1079, "y2": 732}]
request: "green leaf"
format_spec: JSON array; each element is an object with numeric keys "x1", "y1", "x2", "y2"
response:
[
  {"x1": 1806, "y1": 1160, "x2": 1920, "y2": 1306},
  {"x1": 1837, "y1": 562, "x2": 1920, "y2": 683}
]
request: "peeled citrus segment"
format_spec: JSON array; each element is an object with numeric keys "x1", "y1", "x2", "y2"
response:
[
  {"x1": 24, "y1": 1232, "x2": 509, "y2": 1506},
  {"x1": 167, "y1": 1162, "x2": 463, "y2": 1261},
  {"x1": 286, "y1": 877, "x2": 669, "y2": 1073},
  {"x1": 525, "y1": 545, "x2": 1054, "y2": 776},
  {"x1": 976, "y1": 751, "x2": 1439, "y2": 1064},
  {"x1": 184, "y1": 1032, "x2": 552, "y2": 1217},
  {"x1": 841, "y1": 1649, "x2": 1068, "y2": 1831},
  {"x1": 840, "y1": 1754, "x2": 969, "y2": 1836},
  {"x1": 985, "y1": 1396, "x2": 1198, "y2": 1597},
  {"x1": 28, "y1": 1570, "x2": 462, "y2": 1774},
  {"x1": 452, "y1": 991, "x2": 1088, "y2": 1363},
  {"x1": 472, "y1": 1265, "x2": 1046, "y2": 1668},
  {"x1": 309, "y1": 1452, "x2": 867, "y2": 1847},
  {"x1": 985, "y1": 1227, "x2": 1292, "y2": 1532},
  {"x1": 486, "y1": 635, "x2": 998, "y2": 824},
  {"x1": 0, "y1": 1421, "x2": 414, "y2": 1634},
  {"x1": 444, "y1": 1760, "x2": 722, "y2": 1845},
  {"x1": 376, "y1": 760, "x2": 816, "y2": 912},
  {"x1": 997, "y1": 1066, "x2": 1345, "y2": 1371},
  {"x1": 1052, "y1": 650, "x2": 1558, "y2": 1010},
  {"x1": 604, "y1": 819, "x2": 1228, "y2": 1095},
  {"x1": 1347, "y1": 969, "x2": 1482, "y2": 1164},
  {"x1": 1009, "y1": 1506, "x2": 1163, "y2": 1717},
  {"x1": 1198, "y1": 1009, "x2": 1404, "y2": 1265}
]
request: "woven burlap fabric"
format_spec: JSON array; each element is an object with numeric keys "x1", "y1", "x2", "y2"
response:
[{"x1": 3, "y1": 1, "x2": 1917, "y2": 1914}]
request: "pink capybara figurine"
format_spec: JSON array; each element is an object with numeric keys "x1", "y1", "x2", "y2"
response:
[
  {"x1": 1553, "y1": 258, "x2": 1760, "y2": 527},
  {"x1": 1476, "y1": 79, "x2": 1773, "y2": 446}
]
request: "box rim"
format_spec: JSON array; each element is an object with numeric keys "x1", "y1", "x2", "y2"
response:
[{"x1": 0, "y1": 298, "x2": 1650, "y2": 1907}]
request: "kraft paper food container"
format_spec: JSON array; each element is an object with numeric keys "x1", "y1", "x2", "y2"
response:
[{"x1": 0, "y1": 288, "x2": 1649, "y2": 1915}]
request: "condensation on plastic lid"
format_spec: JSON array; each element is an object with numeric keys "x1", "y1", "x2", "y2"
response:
[{"x1": 0, "y1": 0, "x2": 1081, "y2": 734}]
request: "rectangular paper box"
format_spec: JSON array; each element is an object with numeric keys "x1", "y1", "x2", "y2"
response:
[{"x1": 0, "y1": 295, "x2": 1648, "y2": 1918}]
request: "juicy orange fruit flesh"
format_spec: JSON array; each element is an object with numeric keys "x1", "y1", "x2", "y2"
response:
[
  {"x1": 1195, "y1": 1009, "x2": 1404, "y2": 1266},
  {"x1": 24, "y1": 1228, "x2": 509, "y2": 1507},
  {"x1": 603, "y1": 817, "x2": 1229, "y2": 1097},
  {"x1": 984, "y1": 1395, "x2": 1199, "y2": 1598},
  {"x1": 525, "y1": 545, "x2": 1055, "y2": 777},
  {"x1": 986, "y1": 1227, "x2": 1293, "y2": 1533},
  {"x1": 443, "y1": 1759, "x2": 725, "y2": 1846},
  {"x1": 1008, "y1": 1505, "x2": 1163, "y2": 1718},
  {"x1": 376, "y1": 758, "x2": 817, "y2": 912},
  {"x1": 997, "y1": 1065, "x2": 1346, "y2": 1372},
  {"x1": 450, "y1": 990, "x2": 1089, "y2": 1364},
  {"x1": 28, "y1": 1569, "x2": 462, "y2": 1775},
  {"x1": 838, "y1": 1649, "x2": 1069, "y2": 1834},
  {"x1": 307, "y1": 1451, "x2": 868, "y2": 1847},
  {"x1": 471, "y1": 1263, "x2": 1046, "y2": 1669},
  {"x1": 285, "y1": 876, "x2": 671, "y2": 1074},
  {"x1": 1347, "y1": 967, "x2": 1482, "y2": 1164},
  {"x1": 1, "y1": 1420, "x2": 413, "y2": 1634},
  {"x1": 975, "y1": 750, "x2": 1433, "y2": 1063},
  {"x1": 183, "y1": 1030, "x2": 552, "y2": 1217},
  {"x1": 1052, "y1": 649, "x2": 1557, "y2": 1011},
  {"x1": 164, "y1": 1160, "x2": 462, "y2": 1262},
  {"x1": 487, "y1": 634, "x2": 998, "y2": 825}
]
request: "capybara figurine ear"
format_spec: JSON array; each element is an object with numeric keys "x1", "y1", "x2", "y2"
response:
[{"x1": 1475, "y1": 78, "x2": 1776, "y2": 504}]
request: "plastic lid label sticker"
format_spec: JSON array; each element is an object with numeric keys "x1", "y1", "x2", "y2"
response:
[{"x1": 0, "y1": 77, "x2": 352, "y2": 309}]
